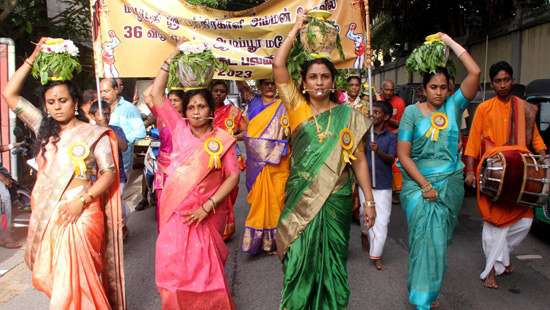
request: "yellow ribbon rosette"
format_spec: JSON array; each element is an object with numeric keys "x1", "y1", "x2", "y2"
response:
[
  {"x1": 339, "y1": 128, "x2": 357, "y2": 164},
  {"x1": 204, "y1": 137, "x2": 223, "y2": 170},
  {"x1": 67, "y1": 141, "x2": 90, "y2": 177},
  {"x1": 425, "y1": 112, "x2": 449, "y2": 141},
  {"x1": 224, "y1": 117, "x2": 235, "y2": 136},
  {"x1": 280, "y1": 114, "x2": 290, "y2": 138}
]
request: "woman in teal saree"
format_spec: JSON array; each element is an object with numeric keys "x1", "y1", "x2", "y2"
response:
[
  {"x1": 273, "y1": 14, "x2": 376, "y2": 309},
  {"x1": 397, "y1": 33, "x2": 480, "y2": 309}
]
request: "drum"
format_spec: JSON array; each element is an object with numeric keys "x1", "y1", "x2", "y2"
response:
[{"x1": 480, "y1": 150, "x2": 550, "y2": 207}]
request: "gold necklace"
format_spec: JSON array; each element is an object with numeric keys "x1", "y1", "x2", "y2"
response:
[{"x1": 311, "y1": 103, "x2": 332, "y2": 143}]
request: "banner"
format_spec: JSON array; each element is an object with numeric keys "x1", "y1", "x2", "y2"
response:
[{"x1": 91, "y1": 0, "x2": 367, "y2": 79}]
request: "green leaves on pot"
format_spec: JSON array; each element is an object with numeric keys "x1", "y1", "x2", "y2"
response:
[
  {"x1": 167, "y1": 49, "x2": 229, "y2": 89},
  {"x1": 31, "y1": 52, "x2": 81, "y2": 85},
  {"x1": 405, "y1": 41, "x2": 448, "y2": 75}
]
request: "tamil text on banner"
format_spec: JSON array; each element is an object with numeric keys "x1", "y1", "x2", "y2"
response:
[{"x1": 91, "y1": 0, "x2": 367, "y2": 79}]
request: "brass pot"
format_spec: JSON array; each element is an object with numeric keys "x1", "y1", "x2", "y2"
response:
[{"x1": 299, "y1": 14, "x2": 338, "y2": 58}]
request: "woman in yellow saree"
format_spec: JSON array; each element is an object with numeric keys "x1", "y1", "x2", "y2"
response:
[
  {"x1": 272, "y1": 14, "x2": 376, "y2": 309},
  {"x1": 2, "y1": 39, "x2": 125, "y2": 310}
]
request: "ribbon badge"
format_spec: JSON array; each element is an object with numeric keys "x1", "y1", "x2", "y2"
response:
[
  {"x1": 425, "y1": 112, "x2": 449, "y2": 141},
  {"x1": 339, "y1": 128, "x2": 357, "y2": 164},
  {"x1": 204, "y1": 137, "x2": 223, "y2": 170},
  {"x1": 280, "y1": 114, "x2": 290, "y2": 138},
  {"x1": 224, "y1": 117, "x2": 235, "y2": 136},
  {"x1": 67, "y1": 141, "x2": 90, "y2": 177}
]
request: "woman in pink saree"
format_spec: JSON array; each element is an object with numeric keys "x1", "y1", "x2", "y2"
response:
[
  {"x1": 2, "y1": 38, "x2": 125, "y2": 309},
  {"x1": 150, "y1": 50, "x2": 240, "y2": 309}
]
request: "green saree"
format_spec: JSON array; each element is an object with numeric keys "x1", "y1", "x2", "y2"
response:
[{"x1": 276, "y1": 103, "x2": 370, "y2": 310}]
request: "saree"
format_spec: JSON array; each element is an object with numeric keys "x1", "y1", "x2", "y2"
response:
[
  {"x1": 154, "y1": 100, "x2": 238, "y2": 309},
  {"x1": 16, "y1": 98, "x2": 125, "y2": 310},
  {"x1": 151, "y1": 106, "x2": 173, "y2": 228},
  {"x1": 398, "y1": 90, "x2": 469, "y2": 309},
  {"x1": 242, "y1": 96, "x2": 289, "y2": 255},
  {"x1": 214, "y1": 104, "x2": 245, "y2": 240},
  {"x1": 275, "y1": 82, "x2": 370, "y2": 309}
]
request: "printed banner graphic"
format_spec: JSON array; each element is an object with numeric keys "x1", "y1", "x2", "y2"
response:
[{"x1": 91, "y1": 0, "x2": 366, "y2": 79}]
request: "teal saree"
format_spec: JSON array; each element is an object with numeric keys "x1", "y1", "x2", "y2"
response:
[{"x1": 398, "y1": 90, "x2": 469, "y2": 309}]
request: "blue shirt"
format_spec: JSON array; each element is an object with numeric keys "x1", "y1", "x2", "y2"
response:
[
  {"x1": 109, "y1": 97, "x2": 146, "y2": 175},
  {"x1": 109, "y1": 125, "x2": 128, "y2": 183},
  {"x1": 365, "y1": 128, "x2": 397, "y2": 189}
]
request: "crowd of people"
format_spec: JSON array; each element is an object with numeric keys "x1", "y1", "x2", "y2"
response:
[{"x1": 0, "y1": 12, "x2": 547, "y2": 310}]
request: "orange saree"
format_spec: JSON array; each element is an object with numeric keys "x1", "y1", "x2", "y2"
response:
[{"x1": 15, "y1": 98, "x2": 125, "y2": 310}]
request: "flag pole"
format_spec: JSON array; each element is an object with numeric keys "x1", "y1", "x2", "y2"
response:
[
  {"x1": 90, "y1": 0, "x2": 103, "y2": 116},
  {"x1": 363, "y1": 0, "x2": 376, "y2": 188}
]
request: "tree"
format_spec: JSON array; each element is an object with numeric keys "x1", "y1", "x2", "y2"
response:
[{"x1": 368, "y1": 0, "x2": 550, "y2": 63}]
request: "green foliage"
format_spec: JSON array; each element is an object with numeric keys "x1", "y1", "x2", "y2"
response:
[
  {"x1": 168, "y1": 50, "x2": 229, "y2": 88},
  {"x1": 406, "y1": 41, "x2": 448, "y2": 74},
  {"x1": 32, "y1": 52, "x2": 82, "y2": 85},
  {"x1": 186, "y1": 0, "x2": 228, "y2": 9}
]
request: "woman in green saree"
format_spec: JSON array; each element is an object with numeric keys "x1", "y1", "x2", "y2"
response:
[
  {"x1": 397, "y1": 33, "x2": 480, "y2": 309},
  {"x1": 273, "y1": 14, "x2": 376, "y2": 309}
]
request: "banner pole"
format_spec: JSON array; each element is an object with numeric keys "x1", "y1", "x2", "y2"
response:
[
  {"x1": 362, "y1": 0, "x2": 376, "y2": 188},
  {"x1": 90, "y1": 0, "x2": 103, "y2": 116}
]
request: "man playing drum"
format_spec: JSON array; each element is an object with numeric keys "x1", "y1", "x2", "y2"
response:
[{"x1": 464, "y1": 61, "x2": 547, "y2": 289}]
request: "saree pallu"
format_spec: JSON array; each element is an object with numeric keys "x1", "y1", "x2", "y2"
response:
[
  {"x1": 400, "y1": 168, "x2": 464, "y2": 310},
  {"x1": 214, "y1": 104, "x2": 245, "y2": 240},
  {"x1": 243, "y1": 98, "x2": 289, "y2": 255},
  {"x1": 276, "y1": 104, "x2": 370, "y2": 309},
  {"x1": 25, "y1": 123, "x2": 125, "y2": 310}
]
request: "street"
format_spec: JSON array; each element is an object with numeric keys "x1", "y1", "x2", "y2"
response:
[{"x1": 1, "y1": 175, "x2": 550, "y2": 310}]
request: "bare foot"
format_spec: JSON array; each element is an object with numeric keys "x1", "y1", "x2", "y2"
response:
[
  {"x1": 430, "y1": 299, "x2": 440, "y2": 308},
  {"x1": 482, "y1": 268, "x2": 499, "y2": 289},
  {"x1": 371, "y1": 258, "x2": 384, "y2": 270},
  {"x1": 504, "y1": 265, "x2": 513, "y2": 275}
]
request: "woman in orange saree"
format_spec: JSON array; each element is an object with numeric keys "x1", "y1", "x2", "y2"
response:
[
  {"x1": 151, "y1": 51, "x2": 240, "y2": 309},
  {"x1": 2, "y1": 39, "x2": 125, "y2": 310},
  {"x1": 211, "y1": 80, "x2": 247, "y2": 240}
]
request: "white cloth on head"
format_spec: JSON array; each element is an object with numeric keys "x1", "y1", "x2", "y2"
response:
[
  {"x1": 480, "y1": 217, "x2": 533, "y2": 279},
  {"x1": 359, "y1": 188, "x2": 393, "y2": 258}
]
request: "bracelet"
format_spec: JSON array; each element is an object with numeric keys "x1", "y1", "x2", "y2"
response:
[
  {"x1": 421, "y1": 183, "x2": 433, "y2": 193},
  {"x1": 163, "y1": 60, "x2": 170, "y2": 66},
  {"x1": 201, "y1": 205, "x2": 209, "y2": 214},
  {"x1": 24, "y1": 59, "x2": 33, "y2": 67},
  {"x1": 365, "y1": 200, "x2": 376, "y2": 208},
  {"x1": 208, "y1": 197, "x2": 216, "y2": 213},
  {"x1": 79, "y1": 195, "x2": 87, "y2": 208},
  {"x1": 160, "y1": 66, "x2": 169, "y2": 73}
]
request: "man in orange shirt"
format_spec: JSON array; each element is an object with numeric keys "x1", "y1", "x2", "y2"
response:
[
  {"x1": 464, "y1": 61, "x2": 546, "y2": 289},
  {"x1": 381, "y1": 80, "x2": 405, "y2": 132}
]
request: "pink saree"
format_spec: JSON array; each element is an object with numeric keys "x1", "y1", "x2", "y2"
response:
[
  {"x1": 214, "y1": 104, "x2": 244, "y2": 240},
  {"x1": 154, "y1": 100, "x2": 239, "y2": 309}
]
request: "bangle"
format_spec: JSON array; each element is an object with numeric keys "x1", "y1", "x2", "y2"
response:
[
  {"x1": 79, "y1": 195, "x2": 87, "y2": 207},
  {"x1": 24, "y1": 59, "x2": 33, "y2": 67},
  {"x1": 421, "y1": 183, "x2": 433, "y2": 193},
  {"x1": 160, "y1": 66, "x2": 169, "y2": 73},
  {"x1": 208, "y1": 197, "x2": 216, "y2": 213},
  {"x1": 365, "y1": 200, "x2": 376, "y2": 208},
  {"x1": 163, "y1": 60, "x2": 170, "y2": 66},
  {"x1": 201, "y1": 205, "x2": 209, "y2": 214}
]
